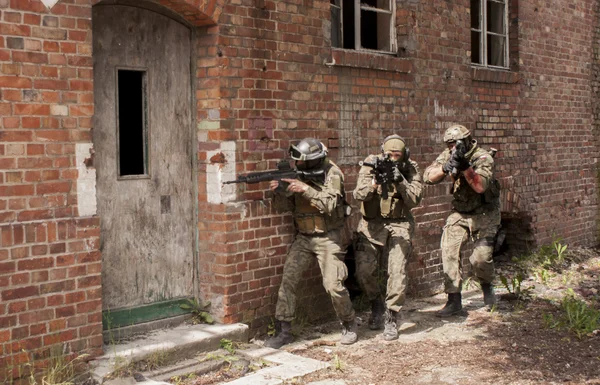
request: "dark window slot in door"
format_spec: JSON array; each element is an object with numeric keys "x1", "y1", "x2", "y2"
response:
[{"x1": 117, "y1": 69, "x2": 148, "y2": 178}]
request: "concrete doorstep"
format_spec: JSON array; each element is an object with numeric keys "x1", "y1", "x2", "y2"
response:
[
  {"x1": 91, "y1": 322, "x2": 333, "y2": 385},
  {"x1": 92, "y1": 323, "x2": 249, "y2": 384}
]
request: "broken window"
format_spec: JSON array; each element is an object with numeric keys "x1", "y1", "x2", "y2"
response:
[
  {"x1": 330, "y1": 0, "x2": 397, "y2": 53},
  {"x1": 471, "y1": 0, "x2": 509, "y2": 68},
  {"x1": 116, "y1": 69, "x2": 149, "y2": 178}
]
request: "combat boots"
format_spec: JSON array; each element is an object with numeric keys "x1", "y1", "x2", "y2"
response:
[
  {"x1": 368, "y1": 297, "x2": 385, "y2": 330},
  {"x1": 265, "y1": 320, "x2": 293, "y2": 349},
  {"x1": 340, "y1": 318, "x2": 358, "y2": 345},
  {"x1": 481, "y1": 283, "x2": 496, "y2": 309},
  {"x1": 382, "y1": 309, "x2": 399, "y2": 341},
  {"x1": 436, "y1": 293, "x2": 463, "y2": 317}
]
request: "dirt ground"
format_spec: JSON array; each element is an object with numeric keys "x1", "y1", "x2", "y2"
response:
[{"x1": 267, "y1": 246, "x2": 600, "y2": 385}]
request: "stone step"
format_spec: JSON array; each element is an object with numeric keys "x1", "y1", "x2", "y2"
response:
[{"x1": 91, "y1": 322, "x2": 249, "y2": 383}]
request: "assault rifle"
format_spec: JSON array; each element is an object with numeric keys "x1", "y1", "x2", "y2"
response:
[
  {"x1": 359, "y1": 154, "x2": 404, "y2": 200},
  {"x1": 450, "y1": 139, "x2": 468, "y2": 179},
  {"x1": 223, "y1": 160, "x2": 326, "y2": 190},
  {"x1": 450, "y1": 140, "x2": 498, "y2": 178}
]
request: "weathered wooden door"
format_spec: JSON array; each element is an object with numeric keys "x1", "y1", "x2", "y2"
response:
[{"x1": 92, "y1": 4, "x2": 195, "y2": 326}]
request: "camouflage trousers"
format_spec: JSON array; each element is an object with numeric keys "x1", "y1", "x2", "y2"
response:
[
  {"x1": 441, "y1": 209, "x2": 501, "y2": 293},
  {"x1": 275, "y1": 228, "x2": 355, "y2": 323},
  {"x1": 354, "y1": 219, "x2": 414, "y2": 312}
]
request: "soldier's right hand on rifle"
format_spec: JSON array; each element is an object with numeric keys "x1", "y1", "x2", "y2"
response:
[
  {"x1": 269, "y1": 180, "x2": 280, "y2": 191},
  {"x1": 443, "y1": 147, "x2": 469, "y2": 175}
]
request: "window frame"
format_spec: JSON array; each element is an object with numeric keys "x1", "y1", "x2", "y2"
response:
[
  {"x1": 471, "y1": 0, "x2": 509, "y2": 69},
  {"x1": 331, "y1": 0, "x2": 397, "y2": 54}
]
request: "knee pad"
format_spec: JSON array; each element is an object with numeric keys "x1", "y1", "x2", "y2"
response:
[{"x1": 474, "y1": 236, "x2": 495, "y2": 248}]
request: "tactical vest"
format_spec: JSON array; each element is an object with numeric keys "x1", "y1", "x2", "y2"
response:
[
  {"x1": 451, "y1": 147, "x2": 500, "y2": 213},
  {"x1": 361, "y1": 163, "x2": 413, "y2": 220},
  {"x1": 294, "y1": 163, "x2": 346, "y2": 234}
]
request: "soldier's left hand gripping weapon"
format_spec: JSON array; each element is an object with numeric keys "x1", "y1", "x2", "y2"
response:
[
  {"x1": 450, "y1": 139, "x2": 469, "y2": 179},
  {"x1": 223, "y1": 160, "x2": 326, "y2": 191},
  {"x1": 359, "y1": 155, "x2": 404, "y2": 200}
]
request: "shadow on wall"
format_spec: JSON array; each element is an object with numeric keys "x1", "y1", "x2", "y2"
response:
[
  {"x1": 494, "y1": 213, "x2": 535, "y2": 261},
  {"x1": 494, "y1": 176, "x2": 535, "y2": 260}
]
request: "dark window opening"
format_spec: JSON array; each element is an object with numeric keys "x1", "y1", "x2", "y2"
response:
[
  {"x1": 360, "y1": 7, "x2": 378, "y2": 50},
  {"x1": 117, "y1": 70, "x2": 148, "y2": 177},
  {"x1": 342, "y1": 0, "x2": 355, "y2": 49},
  {"x1": 471, "y1": 31, "x2": 482, "y2": 64}
]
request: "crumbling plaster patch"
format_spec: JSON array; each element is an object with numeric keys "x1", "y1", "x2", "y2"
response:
[
  {"x1": 76, "y1": 143, "x2": 97, "y2": 217},
  {"x1": 206, "y1": 141, "x2": 236, "y2": 204}
]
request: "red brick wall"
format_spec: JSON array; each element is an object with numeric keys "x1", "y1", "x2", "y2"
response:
[
  {"x1": 515, "y1": 0, "x2": 597, "y2": 246},
  {"x1": 197, "y1": 0, "x2": 599, "y2": 331},
  {"x1": 0, "y1": 0, "x2": 102, "y2": 379},
  {"x1": 1, "y1": 0, "x2": 598, "y2": 377}
]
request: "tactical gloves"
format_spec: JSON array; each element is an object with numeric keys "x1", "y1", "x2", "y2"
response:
[
  {"x1": 392, "y1": 164, "x2": 404, "y2": 183},
  {"x1": 442, "y1": 150, "x2": 470, "y2": 175}
]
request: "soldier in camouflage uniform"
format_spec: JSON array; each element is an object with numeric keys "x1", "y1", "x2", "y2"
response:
[
  {"x1": 423, "y1": 125, "x2": 501, "y2": 317},
  {"x1": 353, "y1": 135, "x2": 423, "y2": 340},
  {"x1": 265, "y1": 138, "x2": 357, "y2": 349}
]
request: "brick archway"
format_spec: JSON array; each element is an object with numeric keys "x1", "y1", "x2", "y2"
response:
[{"x1": 92, "y1": 0, "x2": 224, "y2": 26}]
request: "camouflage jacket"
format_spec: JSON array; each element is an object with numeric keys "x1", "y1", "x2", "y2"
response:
[
  {"x1": 353, "y1": 155, "x2": 423, "y2": 221},
  {"x1": 424, "y1": 142, "x2": 500, "y2": 213},
  {"x1": 272, "y1": 160, "x2": 346, "y2": 234}
]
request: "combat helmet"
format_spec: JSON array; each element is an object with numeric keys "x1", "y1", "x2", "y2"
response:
[
  {"x1": 443, "y1": 125, "x2": 471, "y2": 143},
  {"x1": 289, "y1": 138, "x2": 328, "y2": 170}
]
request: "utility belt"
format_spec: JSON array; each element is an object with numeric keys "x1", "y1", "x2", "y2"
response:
[
  {"x1": 295, "y1": 213, "x2": 342, "y2": 235},
  {"x1": 363, "y1": 215, "x2": 408, "y2": 221},
  {"x1": 453, "y1": 202, "x2": 496, "y2": 215}
]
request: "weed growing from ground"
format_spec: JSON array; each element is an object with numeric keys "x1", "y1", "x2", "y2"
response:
[
  {"x1": 543, "y1": 289, "x2": 599, "y2": 339},
  {"x1": 180, "y1": 298, "x2": 214, "y2": 325},
  {"x1": 219, "y1": 339, "x2": 239, "y2": 354},
  {"x1": 333, "y1": 354, "x2": 345, "y2": 371}
]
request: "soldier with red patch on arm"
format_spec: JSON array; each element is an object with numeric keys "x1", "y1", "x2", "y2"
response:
[{"x1": 423, "y1": 125, "x2": 501, "y2": 317}]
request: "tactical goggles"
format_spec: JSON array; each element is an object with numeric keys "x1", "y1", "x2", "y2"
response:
[
  {"x1": 289, "y1": 145, "x2": 305, "y2": 160},
  {"x1": 289, "y1": 144, "x2": 323, "y2": 161}
]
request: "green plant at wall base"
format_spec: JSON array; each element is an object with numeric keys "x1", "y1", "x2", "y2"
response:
[
  {"x1": 7, "y1": 347, "x2": 90, "y2": 385},
  {"x1": 141, "y1": 350, "x2": 169, "y2": 371},
  {"x1": 333, "y1": 354, "x2": 345, "y2": 372},
  {"x1": 554, "y1": 240, "x2": 568, "y2": 262},
  {"x1": 462, "y1": 276, "x2": 481, "y2": 291},
  {"x1": 534, "y1": 268, "x2": 551, "y2": 284},
  {"x1": 560, "y1": 289, "x2": 599, "y2": 339},
  {"x1": 543, "y1": 289, "x2": 599, "y2": 339},
  {"x1": 109, "y1": 355, "x2": 135, "y2": 379},
  {"x1": 562, "y1": 271, "x2": 575, "y2": 286},
  {"x1": 267, "y1": 318, "x2": 276, "y2": 337},
  {"x1": 537, "y1": 238, "x2": 568, "y2": 268},
  {"x1": 499, "y1": 273, "x2": 523, "y2": 296},
  {"x1": 542, "y1": 313, "x2": 561, "y2": 329},
  {"x1": 219, "y1": 339, "x2": 239, "y2": 354},
  {"x1": 180, "y1": 299, "x2": 214, "y2": 325}
]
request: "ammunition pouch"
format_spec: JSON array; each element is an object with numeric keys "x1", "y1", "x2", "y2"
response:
[
  {"x1": 295, "y1": 214, "x2": 329, "y2": 234},
  {"x1": 361, "y1": 193, "x2": 409, "y2": 220},
  {"x1": 483, "y1": 178, "x2": 501, "y2": 205}
]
